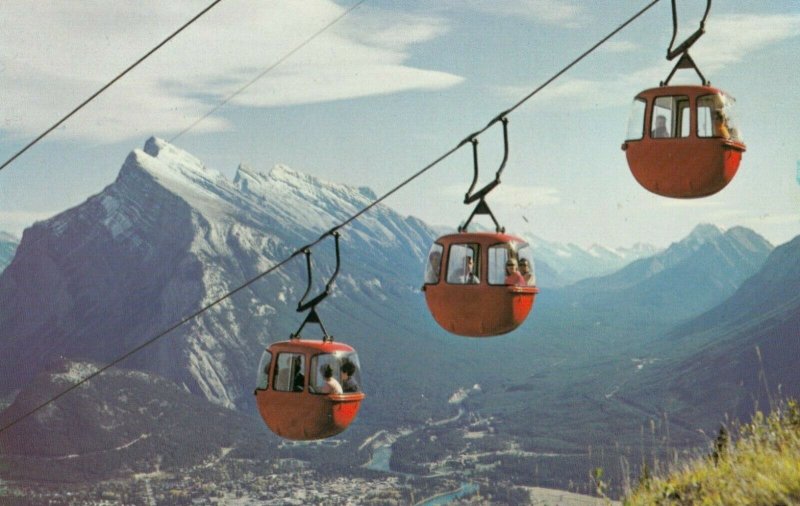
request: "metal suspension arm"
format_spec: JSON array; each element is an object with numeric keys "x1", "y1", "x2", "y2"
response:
[
  {"x1": 666, "y1": 0, "x2": 711, "y2": 61},
  {"x1": 291, "y1": 231, "x2": 341, "y2": 342},
  {"x1": 464, "y1": 116, "x2": 510, "y2": 205},
  {"x1": 662, "y1": 0, "x2": 712, "y2": 86},
  {"x1": 457, "y1": 116, "x2": 509, "y2": 233}
]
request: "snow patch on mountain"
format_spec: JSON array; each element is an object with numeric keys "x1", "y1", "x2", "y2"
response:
[
  {"x1": 519, "y1": 232, "x2": 661, "y2": 286},
  {"x1": 52, "y1": 361, "x2": 100, "y2": 384}
]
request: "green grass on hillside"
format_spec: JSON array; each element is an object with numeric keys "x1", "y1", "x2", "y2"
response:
[{"x1": 624, "y1": 400, "x2": 800, "y2": 505}]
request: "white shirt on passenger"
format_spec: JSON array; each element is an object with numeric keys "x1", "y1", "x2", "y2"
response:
[{"x1": 320, "y1": 377, "x2": 343, "y2": 394}]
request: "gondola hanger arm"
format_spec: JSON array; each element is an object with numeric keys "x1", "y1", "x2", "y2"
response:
[
  {"x1": 666, "y1": 0, "x2": 711, "y2": 60},
  {"x1": 291, "y1": 231, "x2": 341, "y2": 342},
  {"x1": 457, "y1": 117, "x2": 509, "y2": 233},
  {"x1": 662, "y1": 0, "x2": 711, "y2": 85},
  {"x1": 463, "y1": 116, "x2": 510, "y2": 205}
]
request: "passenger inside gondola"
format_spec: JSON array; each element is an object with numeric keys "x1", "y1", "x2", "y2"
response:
[
  {"x1": 292, "y1": 356, "x2": 305, "y2": 392},
  {"x1": 652, "y1": 114, "x2": 669, "y2": 138},
  {"x1": 698, "y1": 94, "x2": 739, "y2": 140},
  {"x1": 714, "y1": 110, "x2": 730, "y2": 138},
  {"x1": 462, "y1": 256, "x2": 478, "y2": 284},
  {"x1": 341, "y1": 360, "x2": 359, "y2": 393},
  {"x1": 504, "y1": 258, "x2": 526, "y2": 286},
  {"x1": 519, "y1": 258, "x2": 535, "y2": 286},
  {"x1": 425, "y1": 248, "x2": 442, "y2": 284},
  {"x1": 309, "y1": 353, "x2": 363, "y2": 395},
  {"x1": 319, "y1": 364, "x2": 343, "y2": 394},
  {"x1": 447, "y1": 244, "x2": 480, "y2": 284}
]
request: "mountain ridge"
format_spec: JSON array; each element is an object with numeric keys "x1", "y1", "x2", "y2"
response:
[
  {"x1": 604, "y1": 235, "x2": 800, "y2": 432},
  {"x1": 545, "y1": 223, "x2": 774, "y2": 328}
]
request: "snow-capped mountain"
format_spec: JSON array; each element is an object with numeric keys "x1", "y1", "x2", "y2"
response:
[
  {"x1": 0, "y1": 231, "x2": 18, "y2": 273},
  {"x1": 0, "y1": 137, "x2": 438, "y2": 413},
  {"x1": 583, "y1": 224, "x2": 773, "y2": 293},
  {"x1": 518, "y1": 233, "x2": 660, "y2": 287}
]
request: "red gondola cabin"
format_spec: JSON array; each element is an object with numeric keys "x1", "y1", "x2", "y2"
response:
[
  {"x1": 255, "y1": 339, "x2": 364, "y2": 440},
  {"x1": 423, "y1": 231, "x2": 539, "y2": 337},
  {"x1": 622, "y1": 84, "x2": 746, "y2": 198}
]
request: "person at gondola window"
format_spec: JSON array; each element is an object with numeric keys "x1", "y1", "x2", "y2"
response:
[
  {"x1": 713, "y1": 110, "x2": 730, "y2": 139},
  {"x1": 504, "y1": 258, "x2": 526, "y2": 286},
  {"x1": 341, "y1": 360, "x2": 359, "y2": 393},
  {"x1": 519, "y1": 258, "x2": 535, "y2": 286},
  {"x1": 255, "y1": 350, "x2": 271, "y2": 391},
  {"x1": 292, "y1": 356, "x2": 305, "y2": 392},
  {"x1": 319, "y1": 364, "x2": 343, "y2": 394},
  {"x1": 652, "y1": 115, "x2": 669, "y2": 138},
  {"x1": 447, "y1": 244, "x2": 480, "y2": 284},
  {"x1": 460, "y1": 256, "x2": 479, "y2": 284},
  {"x1": 425, "y1": 249, "x2": 442, "y2": 284}
]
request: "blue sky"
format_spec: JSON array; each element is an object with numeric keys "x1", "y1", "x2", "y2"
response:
[{"x1": 1, "y1": 0, "x2": 798, "y2": 249}]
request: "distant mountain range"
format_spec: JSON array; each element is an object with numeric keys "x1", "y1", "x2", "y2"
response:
[
  {"x1": 0, "y1": 231, "x2": 17, "y2": 273},
  {"x1": 0, "y1": 137, "x2": 795, "y2": 492},
  {"x1": 521, "y1": 234, "x2": 660, "y2": 287},
  {"x1": 620, "y1": 234, "x2": 800, "y2": 429},
  {"x1": 544, "y1": 223, "x2": 773, "y2": 329}
]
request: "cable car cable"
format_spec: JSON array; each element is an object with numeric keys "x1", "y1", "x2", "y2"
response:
[
  {"x1": 0, "y1": 0, "x2": 225, "y2": 174},
  {"x1": 170, "y1": 0, "x2": 368, "y2": 143},
  {"x1": 0, "y1": 0, "x2": 662, "y2": 436}
]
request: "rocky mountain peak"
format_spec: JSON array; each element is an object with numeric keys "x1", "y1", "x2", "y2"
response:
[
  {"x1": 684, "y1": 223, "x2": 723, "y2": 246},
  {"x1": 118, "y1": 138, "x2": 229, "y2": 208},
  {"x1": 724, "y1": 226, "x2": 774, "y2": 252},
  {"x1": 232, "y1": 162, "x2": 267, "y2": 193}
]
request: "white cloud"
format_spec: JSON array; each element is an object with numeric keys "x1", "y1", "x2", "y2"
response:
[
  {"x1": 0, "y1": 0, "x2": 462, "y2": 142},
  {"x1": 455, "y1": 0, "x2": 584, "y2": 27},
  {"x1": 694, "y1": 13, "x2": 800, "y2": 72},
  {"x1": 497, "y1": 12, "x2": 800, "y2": 111},
  {"x1": 496, "y1": 71, "x2": 649, "y2": 112}
]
